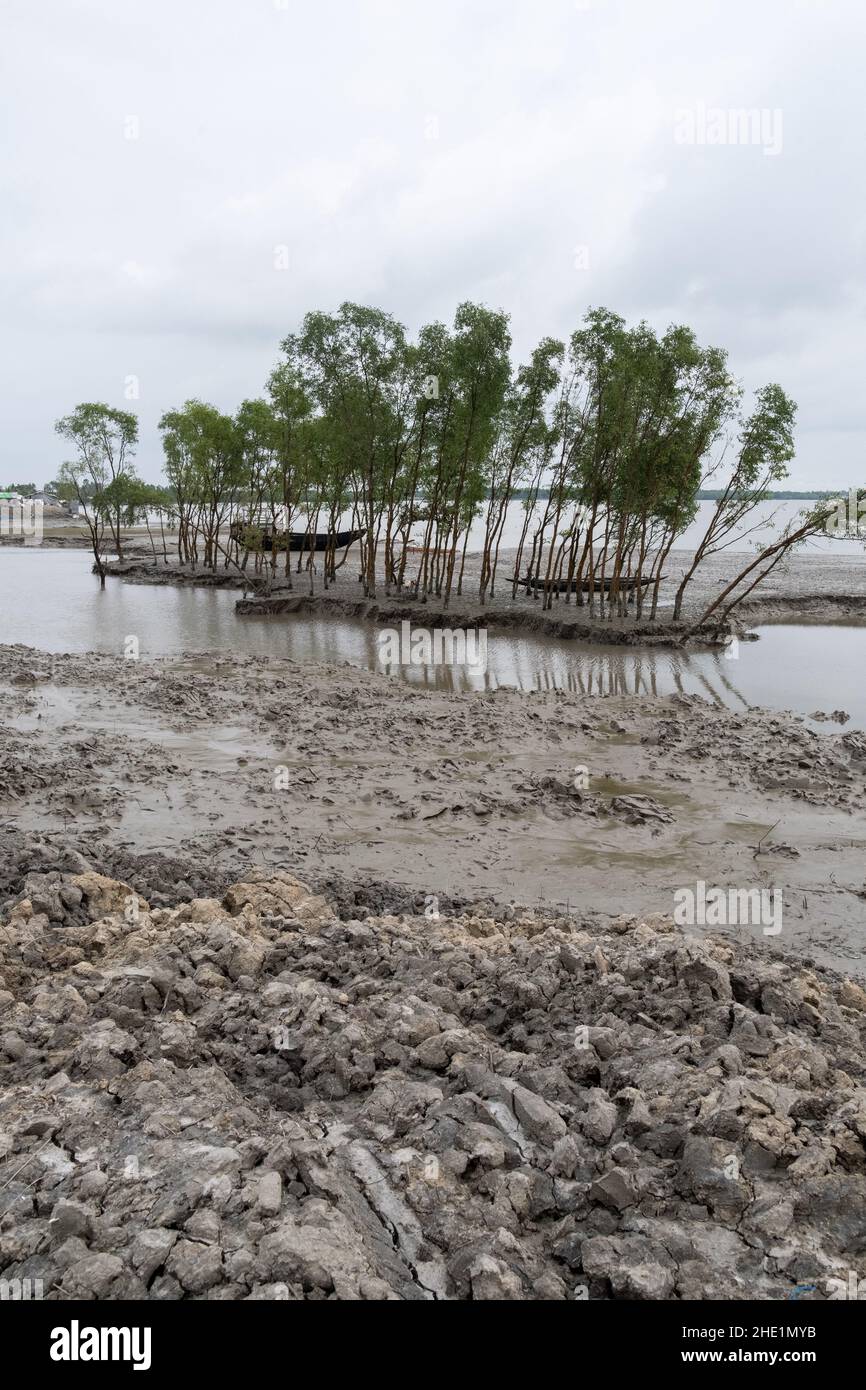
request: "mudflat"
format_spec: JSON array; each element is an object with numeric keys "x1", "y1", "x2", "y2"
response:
[
  {"x1": 2, "y1": 642, "x2": 864, "y2": 975},
  {"x1": 2, "y1": 640, "x2": 866, "y2": 1302}
]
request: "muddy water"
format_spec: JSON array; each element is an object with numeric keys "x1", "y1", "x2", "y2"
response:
[{"x1": 2, "y1": 547, "x2": 866, "y2": 727}]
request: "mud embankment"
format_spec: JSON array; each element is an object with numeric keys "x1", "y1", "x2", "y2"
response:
[
  {"x1": 233, "y1": 590, "x2": 705, "y2": 647},
  {"x1": 738, "y1": 593, "x2": 866, "y2": 623},
  {"x1": 98, "y1": 557, "x2": 719, "y2": 647},
  {"x1": 97, "y1": 548, "x2": 866, "y2": 642}
]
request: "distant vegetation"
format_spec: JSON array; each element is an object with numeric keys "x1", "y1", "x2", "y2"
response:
[
  {"x1": 697, "y1": 489, "x2": 837, "y2": 501},
  {"x1": 0, "y1": 482, "x2": 56, "y2": 498},
  {"x1": 51, "y1": 302, "x2": 845, "y2": 629}
]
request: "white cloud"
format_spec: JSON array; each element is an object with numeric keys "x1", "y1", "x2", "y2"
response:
[{"x1": 0, "y1": 0, "x2": 863, "y2": 488}]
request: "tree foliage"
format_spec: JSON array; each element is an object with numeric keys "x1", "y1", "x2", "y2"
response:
[{"x1": 53, "y1": 305, "x2": 832, "y2": 621}]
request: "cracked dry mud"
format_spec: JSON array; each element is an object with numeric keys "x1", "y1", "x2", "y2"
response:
[{"x1": 2, "y1": 867, "x2": 866, "y2": 1301}]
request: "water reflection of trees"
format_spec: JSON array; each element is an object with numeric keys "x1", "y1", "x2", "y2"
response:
[{"x1": 371, "y1": 631, "x2": 750, "y2": 708}]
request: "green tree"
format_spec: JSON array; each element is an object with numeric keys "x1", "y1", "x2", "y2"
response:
[
  {"x1": 293, "y1": 302, "x2": 411, "y2": 597},
  {"x1": 54, "y1": 403, "x2": 139, "y2": 583},
  {"x1": 672, "y1": 383, "x2": 796, "y2": 619},
  {"x1": 159, "y1": 401, "x2": 241, "y2": 569}
]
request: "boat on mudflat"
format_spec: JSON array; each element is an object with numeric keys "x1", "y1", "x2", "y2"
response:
[
  {"x1": 230, "y1": 523, "x2": 362, "y2": 553},
  {"x1": 518, "y1": 573, "x2": 662, "y2": 594}
]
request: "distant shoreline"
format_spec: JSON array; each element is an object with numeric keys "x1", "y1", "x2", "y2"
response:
[{"x1": 506, "y1": 489, "x2": 844, "y2": 502}]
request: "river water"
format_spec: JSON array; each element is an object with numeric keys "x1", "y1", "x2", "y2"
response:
[
  {"x1": 2, "y1": 547, "x2": 865, "y2": 729},
  {"x1": 467, "y1": 497, "x2": 866, "y2": 556}
]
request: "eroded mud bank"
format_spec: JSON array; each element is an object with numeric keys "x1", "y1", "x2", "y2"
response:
[{"x1": 98, "y1": 542, "x2": 866, "y2": 638}]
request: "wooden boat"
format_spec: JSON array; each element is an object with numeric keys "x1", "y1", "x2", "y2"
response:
[
  {"x1": 230, "y1": 523, "x2": 362, "y2": 553},
  {"x1": 518, "y1": 573, "x2": 663, "y2": 594}
]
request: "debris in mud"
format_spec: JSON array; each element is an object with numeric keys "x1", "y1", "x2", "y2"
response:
[
  {"x1": 810, "y1": 710, "x2": 851, "y2": 725},
  {"x1": 608, "y1": 794, "x2": 674, "y2": 827},
  {"x1": 523, "y1": 775, "x2": 674, "y2": 829},
  {"x1": 755, "y1": 842, "x2": 801, "y2": 859},
  {"x1": 651, "y1": 697, "x2": 865, "y2": 810},
  {"x1": 1, "y1": 866, "x2": 865, "y2": 1301}
]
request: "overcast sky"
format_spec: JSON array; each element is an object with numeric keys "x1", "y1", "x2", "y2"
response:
[{"x1": 2, "y1": 0, "x2": 863, "y2": 487}]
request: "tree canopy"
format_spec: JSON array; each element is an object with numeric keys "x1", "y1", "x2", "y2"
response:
[{"x1": 52, "y1": 303, "x2": 838, "y2": 619}]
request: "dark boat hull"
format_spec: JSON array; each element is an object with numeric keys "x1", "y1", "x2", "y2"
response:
[
  {"x1": 285, "y1": 529, "x2": 361, "y2": 552},
  {"x1": 519, "y1": 574, "x2": 660, "y2": 594},
  {"x1": 231, "y1": 525, "x2": 362, "y2": 553}
]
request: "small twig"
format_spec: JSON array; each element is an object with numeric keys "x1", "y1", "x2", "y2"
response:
[{"x1": 753, "y1": 820, "x2": 781, "y2": 858}]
